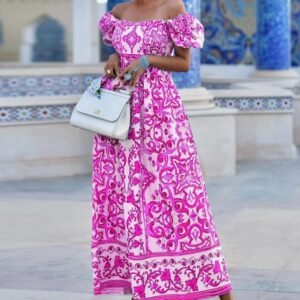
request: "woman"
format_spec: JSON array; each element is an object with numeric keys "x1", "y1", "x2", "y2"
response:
[{"x1": 91, "y1": 0, "x2": 234, "y2": 299}]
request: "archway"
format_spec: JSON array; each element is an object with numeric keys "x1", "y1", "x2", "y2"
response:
[
  {"x1": 20, "y1": 15, "x2": 66, "y2": 63},
  {"x1": 33, "y1": 15, "x2": 66, "y2": 62}
]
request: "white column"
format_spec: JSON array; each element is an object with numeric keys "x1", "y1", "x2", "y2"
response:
[{"x1": 72, "y1": 0, "x2": 104, "y2": 63}]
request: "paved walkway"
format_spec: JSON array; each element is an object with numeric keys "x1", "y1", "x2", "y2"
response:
[{"x1": 0, "y1": 157, "x2": 300, "y2": 300}]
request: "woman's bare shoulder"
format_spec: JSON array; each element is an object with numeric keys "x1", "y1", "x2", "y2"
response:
[
  {"x1": 111, "y1": 2, "x2": 131, "y2": 19},
  {"x1": 165, "y1": 0, "x2": 186, "y2": 19}
]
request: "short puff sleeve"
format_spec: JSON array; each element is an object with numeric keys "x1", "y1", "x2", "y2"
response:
[
  {"x1": 167, "y1": 13, "x2": 205, "y2": 48},
  {"x1": 98, "y1": 12, "x2": 118, "y2": 46}
]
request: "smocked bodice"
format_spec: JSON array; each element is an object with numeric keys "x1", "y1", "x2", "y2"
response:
[{"x1": 99, "y1": 11, "x2": 205, "y2": 56}]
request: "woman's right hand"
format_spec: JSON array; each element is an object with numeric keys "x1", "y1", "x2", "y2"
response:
[{"x1": 104, "y1": 52, "x2": 120, "y2": 78}]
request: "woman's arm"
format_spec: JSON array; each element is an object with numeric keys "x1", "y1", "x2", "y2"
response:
[
  {"x1": 145, "y1": 0, "x2": 190, "y2": 72},
  {"x1": 118, "y1": 46, "x2": 191, "y2": 87},
  {"x1": 146, "y1": 47, "x2": 191, "y2": 72}
]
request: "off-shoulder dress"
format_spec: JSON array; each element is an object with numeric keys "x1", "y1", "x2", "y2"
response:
[{"x1": 91, "y1": 11, "x2": 233, "y2": 300}]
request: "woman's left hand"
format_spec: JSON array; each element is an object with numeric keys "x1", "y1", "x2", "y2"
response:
[{"x1": 118, "y1": 58, "x2": 147, "y2": 87}]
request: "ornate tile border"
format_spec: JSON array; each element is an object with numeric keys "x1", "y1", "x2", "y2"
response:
[
  {"x1": 214, "y1": 96, "x2": 293, "y2": 111},
  {"x1": 0, "y1": 73, "x2": 235, "y2": 98},
  {"x1": 0, "y1": 74, "x2": 99, "y2": 97},
  {"x1": 0, "y1": 74, "x2": 233, "y2": 98},
  {"x1": 0, "y1": 96, "x2": 293, "y2": 125},
  {"x1": 0, "y1": 104, "x2": 75, "y2": 124}
]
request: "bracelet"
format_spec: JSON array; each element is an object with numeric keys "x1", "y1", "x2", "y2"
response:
[
  {"x1": 123, "y1": 56, "x2": 150, "y2": 81},
  {"x1": 133, "y1": 55, "x2": 150, "y2": 73},
  {"x1": 139, "y1": 55, "x2": 150, "y2": 69}
]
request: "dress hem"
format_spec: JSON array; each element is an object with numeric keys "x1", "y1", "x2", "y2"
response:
[
  {"x1": 94, "y1": 282, "x2": 233, "y2": 299},
  {"x1": 93, "y1": 280, "x2": 132, "y2": 295},
  {"x1": 142, "y1": 284, "x2": 233, "y2": 300}
]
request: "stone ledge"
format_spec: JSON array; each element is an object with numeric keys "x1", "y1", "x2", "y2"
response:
[
  {"x1": 211, "y1": 88, "x2": 294, "y2": 112},
  {"x1": 237, "y1": 144, "x2": 299, "y2": 161},
  {"x1": 0, "y1": 63, "x2": 105, "y2": 76},
  {"x1": 186, "y1": 107, "x2": 238, "y2": 116},
  {"x1": 0, "y1": 95, "x2": 78, "y2": 107}
]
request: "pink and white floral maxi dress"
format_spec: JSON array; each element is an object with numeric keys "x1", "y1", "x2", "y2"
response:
[{"x1": 91, "y1": 11, "x2": 233, "y2": 300}]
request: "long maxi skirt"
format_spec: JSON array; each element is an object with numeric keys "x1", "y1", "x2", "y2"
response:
[{"x1": 91, "y1": 67, "x2": 233, "y2": 299}]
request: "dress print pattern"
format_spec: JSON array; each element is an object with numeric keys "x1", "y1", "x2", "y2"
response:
[{"x1": 92, "y1": 11, "x2": 232, "y2": 299}]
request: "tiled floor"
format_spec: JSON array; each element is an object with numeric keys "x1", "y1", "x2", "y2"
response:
[{"x1": 0, "y1": 157, "x2": 300, "y2": 300}]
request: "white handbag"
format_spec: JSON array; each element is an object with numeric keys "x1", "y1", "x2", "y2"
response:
[{"x1": 70, "y1": 78, "x2": 131, "y2": 140}]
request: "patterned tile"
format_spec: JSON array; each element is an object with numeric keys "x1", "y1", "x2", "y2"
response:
[
  {"x1": 201, "y1": 0, "x2": 254, "y2": 65},
  {"x1": 214, "y1": 96, "x2": 293, "y2": 111},
  {"x1": 0, "y1": 95, "x2": 293, "y2": 126},
  {"x1": 0, "y1": 74, "x2": 99, "y2": 97},
  {"x1": 0, "y1": 104, "x2": 75, "y2": 124}
]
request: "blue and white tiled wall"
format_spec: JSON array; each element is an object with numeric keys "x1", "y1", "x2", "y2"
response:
[
  {"x1": 0, "y1": 74, "x2": 98, "y2": 97},
  {"x1": 0, "y1": 74, "x2": 99, "y2": 124},
  {"x1": 201, "y1": 0, "x2": 254, "y2": 64},
  {"x1": 0, "y1": 0, "x2": 295, "y2": 125},
  {"x1": 0, "y1": 72, "x2": 293, "y2": 125},
  {"x1": 214, "y1": 96, "x2": 293, "y2": 111},
  {"x1": 1, "y1": 0, "x2": 300, "y2": 66},
  {"x1": 107, "y1": 0, "x2": 300, "y2": 66},
  {"x1": 0, "y1": 104, "x2": 75, "y2": 124},
  {"x1": 201, "y1": 0, "x2": 300, "y2": 67}
]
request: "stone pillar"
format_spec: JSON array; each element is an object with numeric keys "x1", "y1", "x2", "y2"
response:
[
  {"x1": 256, "y1": 0, "x2": 290, "y2": 70},
  {"x1": 73, "y1": 0, "x2": 102, "y2": 63},
  {"x1": 173, "y1": 0, "x2": 201, "y2": 88},
  {"x1": 254, "y1": 0, "x2": 298, "y2": 78}
]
